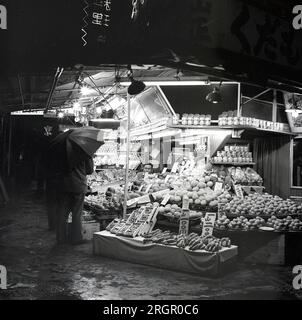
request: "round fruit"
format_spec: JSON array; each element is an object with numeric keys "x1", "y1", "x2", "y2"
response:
[
  {"x1": 207, "y1": 181, "x2": 214, "y2": 188},
  {"x1": 198, "y1": 182, "x2": 206, "y2": 189}
]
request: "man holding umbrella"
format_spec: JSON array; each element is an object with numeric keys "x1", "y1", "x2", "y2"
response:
[{"x1": 49, "y1": 127, "x2": 104, "y2": 245}]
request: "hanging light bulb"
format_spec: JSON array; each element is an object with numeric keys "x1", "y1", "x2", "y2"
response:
[
  {"x1": 206, "y1": 86, "x2": 222, "y2": 104},
  {"x1": 81, "y1": 106, "x2": 87, "y2": 114},
  {"x1": 81, "y1": 85, "x2": 95, "y2": 96},
  {"x1": 127, "y1": 65, "x2": 146, "y2": 95},
  {"x1": 57, "y1": 111, "x2": 64, "y2": 119},
  {"x1": 96, "y1": 106, "x2": 103, "y2": 114}
]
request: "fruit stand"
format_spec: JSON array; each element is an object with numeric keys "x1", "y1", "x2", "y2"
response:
[{"x1": 90, "y1": 83, "x2": 302, "y2": 274}]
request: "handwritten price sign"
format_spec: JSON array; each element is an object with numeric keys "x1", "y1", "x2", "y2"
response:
[{"x1": 201, "y1": 212, "x2": 217, "y2": 237}]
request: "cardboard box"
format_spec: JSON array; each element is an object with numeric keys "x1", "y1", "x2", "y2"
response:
[
  {"x1": 68, "y1": 221, "x2": 100, "y2": 241},
  {"x1": 82, "y1": 221, "x2": 100, "y2": 240}
]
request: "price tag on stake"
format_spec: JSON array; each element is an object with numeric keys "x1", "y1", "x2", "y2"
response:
[
  {"x1": 161, "y1": 194, "x2": 170, "y2": 206},
  {"x1": 182, "y1": 197, "x2": 190, "y2": 211},
  {"x1": 214, "y1": 182, "x2": 223, "y2": 193},
  {"x1": 171, "y1": 162, "x2": 179, "y2": 173},
  {"x1": 179, "y1": 210, "x2": 190, "y2": 236},
  {"x1": 201, "y1": 212, "x2": 216, "y2": 237},
  {"x1": 202, "y1": 226, "x2": 214, "y2": 238},
  {"x1": 145, "y1": 184, "x2": 153, "y2": 193},
  {"x1": 234, "y1": 185, "x2": 244, "y2": 199},
  {"x1": 164, "y1": 175, "x2": 171, "y2": 184}
]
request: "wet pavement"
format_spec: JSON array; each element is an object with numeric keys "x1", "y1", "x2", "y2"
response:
[{"x1": 0, "y1": 190, "x2": 302, "y2": 300}]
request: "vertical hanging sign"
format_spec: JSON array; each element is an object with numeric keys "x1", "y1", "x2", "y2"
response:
[{"x1": 82, "y1": 0, "x2": 112, "y2": 47}]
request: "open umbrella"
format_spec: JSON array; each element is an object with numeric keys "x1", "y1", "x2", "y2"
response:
[{"x1": 48, "y1": 126, "x2": 104, "y2": 173}]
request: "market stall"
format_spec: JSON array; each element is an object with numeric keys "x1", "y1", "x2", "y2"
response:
[{"x1": 85, "y1": 81, "x2": 302, "y2": 274}]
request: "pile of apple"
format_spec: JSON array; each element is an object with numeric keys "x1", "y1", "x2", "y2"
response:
[
  {"x1": 263, "y1": 197, "x2": 302, "y2": 217},
  {"x1": 85, "y1": 191, "x2": 122, "y2": 212},
  {"x1": 227, "y1": 216, "x2": 248, "y2": 230},
  {"x1": 223, "y1": 193, "x2": 302, "y2": 217},
  {"x1": 157, "y1": 204, "x2": 182, "y2": 219},
  {"x1": 138, "y1": 177, "x2": 170, "y2": 193},
  {"x1": 215, "y1": 215, "x2": 231, "y2": 230},
  {"x1": 166, "y1": 172, "x2": 222, "y2": 190},
  {"x1": 267, "y1": 216, "x2": 302, "y2": 231},
  {"x1": 245, "y1": 217, "x2": 265, "y2": 230}
]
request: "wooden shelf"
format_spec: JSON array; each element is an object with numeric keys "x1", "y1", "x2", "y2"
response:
[
  {"x1": 211, "y1": 162, "x2": 255, "y2": 166},
  {"x1": 168, "y1": 124, "x2": 294, "y2": 136}
]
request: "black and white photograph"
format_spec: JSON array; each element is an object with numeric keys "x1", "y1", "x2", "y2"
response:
[{"x1": 1, "y1": 0, "x2": 302, "y2": 307}]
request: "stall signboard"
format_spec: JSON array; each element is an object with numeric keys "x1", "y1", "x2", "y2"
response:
[
  {"x1": 214, "y1": 182, "x2": 223, "y2": 193},
  {"x1": 126, "y1": 198, "x2": 139, "y2": 207},
  {"x1": 162, "y1": 167, "x2": 167, "y2": 174},
  {"x1": 241, "y1": 186, "x2": 252, "y2": 195},
  {"x1": 284, "y1": 92, "x2": 302, "y2": 133},
  {"x1": 182, "y1": 197, "x2": 190, "y2": 211},
  {"x1": 3, "y1": 1, "x2": 302, "y2": 88},
  {"x1": 179, "y1": 210, "x2": 190, "y2": 236},
  {"x1": 234, "y1": 184, "x2": 244, "y2": 199},
  {"x1": 171, "y1": 162, "x2": 179, "y2": 173},
  {"x1": 161, "y1": 194, "x2": 170, "y2": 206},
  {"x1": 252, "y1": 186, "x2": 265, "y2": 194},
  {"x1": 201, "y1": 212, "x2": 217, "y2": 237}
]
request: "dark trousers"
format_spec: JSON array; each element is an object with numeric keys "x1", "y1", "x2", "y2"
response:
[
  {"x1": 46, "y1": 179, "x2": 58, "y2": 230},
  {"x1": 46, "y1": 190, "x2": 57, "y2": 230},
  {"x1": 56, "y1": 192, "x2": 85, "y2": 244}
]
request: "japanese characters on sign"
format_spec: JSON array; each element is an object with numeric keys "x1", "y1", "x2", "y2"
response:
[
  {"x1": 82, "y1": 0, "x2": 112, "y2": 46},
  {"x1": 201, "y1": 212, "x2": 217, "y2": 237},
  {"x1": 179, "y1": 210, "x2": 190, "y2": 236},
  {"x1": 92, "y1": 0, "x2": 111, "y2": 27},
  {"x1": 233, "y1": 184, "x2": 244, "y2": 199}
]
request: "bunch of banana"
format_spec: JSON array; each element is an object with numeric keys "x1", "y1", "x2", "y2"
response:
[
  {"x1": 189, "y1": 238, "x2": 206, "y2": 251},
  {"x1": 144, "y1": 229, "x2": 162, "y2": 239},
  {"x1": 151, "y1": 230, "x2": 175, "y2": 244},
  {"x1": 176, "y1": 234, "x2": 186, "y2": 248}
]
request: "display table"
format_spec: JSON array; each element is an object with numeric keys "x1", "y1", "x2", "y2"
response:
[{"x1": 93, "y1": 231, "x2": 238, "y2": 277}]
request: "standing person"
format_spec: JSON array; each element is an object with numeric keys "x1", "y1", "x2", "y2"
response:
[
  {"x1": 44, "y1": 128, "x2": 60, "y2": 231},
  {"x1": 56, "y1": 152, "x2": 94, "y2": 245}
]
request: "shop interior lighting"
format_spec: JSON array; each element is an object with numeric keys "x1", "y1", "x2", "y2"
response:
[
  {"x1": 206, "y1": 81, "x2": 222, "y2": 104},
  {"x1": 73, "y1": 101, "x2": 81, "y2": 111},
  {"x1": 80, "y1": 85, "x2": 95, "y2": 96},
  {"x1": 120, "y1": 80, "x2": 213, "y2": 86},
  {"x1": 96, "y1": 106, "x2": 103, "y2": 114},
  {"x1": 57, "y1": 111, "x2": 64, "y2": 119},
  {"x1": 285, "y1": 108, "x2": 302, "y2": 118},
  {"x1": 285, "y1": 94, "x2": 302, "y2": 118}
]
